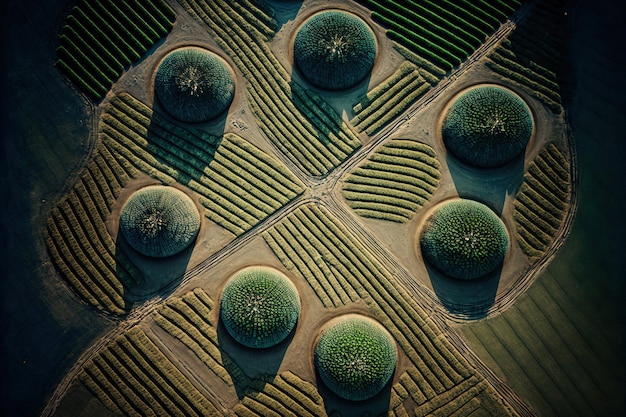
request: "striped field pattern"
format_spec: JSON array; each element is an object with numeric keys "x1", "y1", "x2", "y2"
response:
[
  {"x1": 513, "y1": 143, "x2": 570, "y2": 260},
  {"x1": 56, "y1": 0, "x2": 175, "y2": 100},
  {"x1": 342, "y1": 138, "x2": 441, "y2": 223}
]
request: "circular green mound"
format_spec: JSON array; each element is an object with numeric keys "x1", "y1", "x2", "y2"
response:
[
  {"x1": 420, "y1": 199, "x2": 509, "y2": 280},
  {"x1": 315, "y1": 315, "x2": 397, "y2": 401},
  {"x1": 293, "y1": 10, "x2": 376, "y2": 90},
  {"x1": 220, "y1": 267, "x2": 301, "y2": 349},
  {"x1": 442, "y1": 85, "x2": 533, "y2": 167},
  {"x1": 120, "y1": 186, "x2": 201, "y2": 258},
  {"x1": 154, "y1": 47, "x2": 235, "y2": 123}
]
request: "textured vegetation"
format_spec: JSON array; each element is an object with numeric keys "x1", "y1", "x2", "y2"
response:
[
  {"x1": 177, "y1": 0, "x2": 361, "y2": 176},
  {"x1": 293, "y1": 10, "x2": 377, "y2": 91},
  {"x1": 154, "y1": 47, "x2": 235, "y2": 122},
  {"x1": 80, "y1": 327, "x2": 218, "y2": 416},
  {"x1": 56, "y1": 0, "x2": 175, "y2": 100},
  {"x1": 350, "y1": 62, "x2": 432, "y2": 135},
  {"x1": 343, "y1": 138, "x2": 441, "y2": 223},
  {"x1": 264, "y1": 204, "x2": 514, "y2": 415},
  {"x1": 220, "y1": 267, "x2": 300, "y2": 349},
  {"x1": 120, "y1": 186, "x2": 200, "y2": 257},
  {"x1": 356, "y1": 0, "x2": 520, "y2": 71},
  {"x1": 315, "y1": 315, "x2": 397, "y2": 401},
  {"x1": 514, "y1": 143, "x2": 570, "y2": 260},
  {"x1": 486, "y1": 0, "x2": 569, "y2": 113},
  {"x1": 442, "y1": 85, "x2": 533, "y2": 167},
  {"x1": 420, "y1": 199, "x2": 510, "y2": 280},
  {"x1": 101, "y1": 92, "x2": 304, "y2": 236}
]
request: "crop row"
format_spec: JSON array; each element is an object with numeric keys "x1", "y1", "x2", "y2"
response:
[
  {"x1": 351, "y1": 62, "x2": 432, "y2": 135},
  {"x1": 153, "y1": 288, "x2": 248, "y2": 387},
  {"x1": 176, "y1": 0, "x2": 361, "y2": 176},
  {"x1": 262, "y1": 204, "x2": 481, "y2": 400},
  {"x1": 514, "y1": 144, "x2": 570, "y2": 260},
  {"x1": 80, "y1": 327, "x2": 218, "y2": 416},
  {"x1": 342, "y1": 139, "x2": 441, "y2": 222},
  {"x1": 101, "y1": 93, "x2": 304, "y2": 236},
  {"x1": 357, "y1": 0, "x2": 519, "y2": 72},
  {"x1": 233, "y1": 372, "x2": 326, "y2": 417},
  {"x1": 45, "y1": 144, "x2": 142, "y2": 315},
  {"x1": 56, "y1": 0, "x2": 175, "y2": 100},
  {"x1": 486, "y1": 0, "x2": 569, "y2": 113}
]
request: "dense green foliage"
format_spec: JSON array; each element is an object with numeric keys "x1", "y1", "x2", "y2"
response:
[
  {"x1": 442, "y1": 85, "x2": 533, "y2": 167},
  {"x1": 293, "y1": 11, "x2": 377, "y2": 91},
  {"x1": 315, "y1": 315, "x2": 397, "y2": 401},
  {"x1": 80, "y1": 327, "x2": 218, "y2": 415},
  {"x1": 155, "y1": 47, "x2": 235, "y2": 122},
  {"x1": 343, "y1": 138, "x2": 441, "y2": 222},
  {"x1": 514, "y1": 144, "x2": 570, "y2": 260},
  {"x1": 220, "y1": 267, "x2": 300, "y2": 348},
  {"x1": 356, "y1": 0, "x2": 520, "y2": 71},
  {"x1": 120, "y1": 186, "x2": 200, "y2": 257},
  {"x1": 178, "y1": 0, "x2": 361, "y2": 177},
  {"x1": 351, "y1": 62, "x2": 432, "y2": 135},
  {"x1": 56, "y1": 0, "x2": 175, "y2": 100},
  {"x1": 420, "y1": 199, "x2": 509, "y2": 280}
]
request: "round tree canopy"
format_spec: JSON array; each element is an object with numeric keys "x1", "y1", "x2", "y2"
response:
[
  {"x1": 315, "y1": 314, "x2": 397, "y2": 401},
  {"x1": 442, "y1": 85, "x2": 533, "y2": 167},
  {"x1": 293, "y1": 10, "x2": 376, "y2": 90},
  {"x1": 220, "y1": 266, "x2": 300, "y2": 349},
  {"x1": 419, "y1": 199, "x2": 509, "y2": 280},
  {"x1": 155, "y1": 47, "x2": 235, "y2": 123},
  {"x1": 120, "y1": 186, "x2": 201, "y2": 258}
]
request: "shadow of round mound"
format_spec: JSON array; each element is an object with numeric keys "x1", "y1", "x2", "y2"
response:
[
  {"x1": 419, "y1": 199, "x2": 509, "y2": 280},
  {"x1": 119, "y1": 185, "x2": 201, "y2": 258},
  {"x1": 314, "y1": 314, "x2": 396, "y2": 402},
  {"x1": 293, "y1": 10, "x2": 376, "y2": 91},
  {"x1": 154, "y1": 47, "x2": 235, "y2": 123},
  {"x1": 441, "y1": 85, "x2": 533, "y2": 168},
  {"x1": 220, "y1": 266, "x2": 301, "y2": 349}
]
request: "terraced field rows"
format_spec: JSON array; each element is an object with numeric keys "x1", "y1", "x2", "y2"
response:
[
  {"x1": 357, "y1": 0, "x2": 520, "y2": 71},
  {"x1": 45, "y1": 144, "x2": 142, "y2": 315},
  {"x1": 486, "y1": 0, "x2": 569, "y2": 112},
  {"x1": 79, "y1": 327, "x2": 218, "y2": 416},
  {"x1": 177, "y1": 0, "x2": 361, "y2": 177},
  {"x1": 56, "y1": 0, "x2": 175, "y2": 100},
  {"x1": 342, "y1": 138, "x2": 441, "y2": 222},
  {"x1": 101, "y1": 92, "x2": 304, "y2": 236},
  {"x1": 263, "y1": 204, "x2": 514, "y2": 415},
  {"x1": 350, "y1": 62, "x2": 432, "y2": 135},
  {"x1": 514, "y1": 143, "x2": 570, "y2": 260}
]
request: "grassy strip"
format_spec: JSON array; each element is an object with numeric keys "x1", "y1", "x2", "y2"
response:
[
  {"x1": 514, "y1": 144, "x2": 570, "y2": 260},
  {"x1": 343, "y1": 139, "x2": 440, "y2": 222}
]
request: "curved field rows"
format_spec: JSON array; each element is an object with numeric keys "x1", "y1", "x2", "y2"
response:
[
  {"x1": 57, "y1": 0, "x2": 175, "y2": 100},
  {"x1": 177, "y1": 0, "x2": 361, "y2": 177},
  {"x1": 263, "y1": 203, "x2": 516, "y2": 416},
  {"x1": 514, "y1": 143, "x2": 571, "y2": 261},
  {"x1": 342, "y1": 138, "x2": 441, "y2": 223}
]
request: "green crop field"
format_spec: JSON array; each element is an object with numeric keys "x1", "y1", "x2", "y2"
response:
[
  {"x1": 486, "y1": 0, "x2": 569, "y2": 113},
  {"x1": 356, "y1": 0, "x2": 521, "y2": 72},
  {"x1": 342, "y1": 138, "x2": 441, "y2": 223},
  {"x1": 177, "y1": 0, "x2": 362, "y2": 177},
  {"x1": 56, "y1": 0, "x2": 175, "y2": 100}
]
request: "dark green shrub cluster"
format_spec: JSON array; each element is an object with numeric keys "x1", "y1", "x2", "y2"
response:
[
  {"x1": 442, "y1": 85, "x2": 533, "y2": 167},
  {"x1": 155, "y1": 47, "x2": 235, "y2": 123},
  {"x1": 293, "y1": 11, "x2": 377, "y2": 90},
  {"x1": 315, "y1": 315, "x2": 397, "y2": 401},
  {"x1": 120, "y1": 185, "x2": 200, "y2": 258},
  {"x1": 420, "y1": 199, "x2": 509, "y2": 280},
  {"x1": 220, "y1": 267, "x2": 300, "y2": 349}
]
